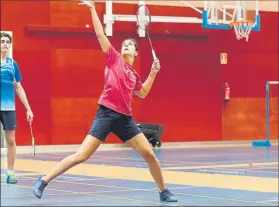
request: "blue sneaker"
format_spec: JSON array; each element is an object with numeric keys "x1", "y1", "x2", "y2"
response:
[
  {"x1": 33, "y1": 177, "x2": 48, "y2": 199},
  {"x1": 6, "y1": 172, "x2": 18, "y2": 184},
  {"x1": 160, "y1": 189, "x2": 178, "y2": 202}
]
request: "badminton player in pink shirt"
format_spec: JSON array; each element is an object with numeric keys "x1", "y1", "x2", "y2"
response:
[{"x1": 33, "y1": 0, "x2": 177, "y2": 202}]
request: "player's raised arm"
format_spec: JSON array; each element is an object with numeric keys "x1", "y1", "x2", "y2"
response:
[{"x1": 79, "y1": 0, "x2": 111, "y2": 53}]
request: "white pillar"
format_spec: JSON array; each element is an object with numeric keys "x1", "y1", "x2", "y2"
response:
[{"x1": 104, "y1": 1, "x2": 113, "y2": 36}]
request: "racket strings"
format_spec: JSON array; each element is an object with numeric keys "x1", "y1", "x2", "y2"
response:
[
  {"x1": 136, "y1": 5, "x2": 157, "y2": 60},
  {"x1": 137, "y1": 6, "x2": 151, "y2": 30}
]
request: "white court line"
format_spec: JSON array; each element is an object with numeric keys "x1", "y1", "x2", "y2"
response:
[
  {"x1": 1, "y1": 192, "x2": 75, "y2": 198},
  {"x1": 15, "y1": 175, "x2": 115, "y2": 182},
  {"x1": 59, "y1": 177, "x2": 114, "y2": 182},
  {"x1": 163, "y1": 162, "x2": 279, "y2": 170},
  {"x1": 58, "y1": 175, "x2": 112, "y2": 181},
  {"x1": 18, "y1": 175, "x2": 194, "y2": 191},
  {"x1": 251, "y1": 165, "x2": 279, "y2": 170},
  {"x1": 174, "y1": 191, "x2": 277, "y2": 205},
  {"x1": 17, "y1": 154, "x2": 217, "y2": 166},
  {"x1": 196, "y1": 169, "x2": 243, "y2": 175},
  {"x1": 2, "y1": 182, "x2": 179, "y2": 207},
  {"x1": 67, "y1": 185, "x2": 194, "y2": 194},
  {"x1": 216, "y1": 167, "x2": 279, "y2": 174},
  {"x1": 256, "y1": 197, "x2": 279, "y2": 204},
  {"x1": 19, "y1": 153, "x2": 279, "y2": 167},
  {"x1": 22, "y1": 176, "x2": 193, "y2": 193}
]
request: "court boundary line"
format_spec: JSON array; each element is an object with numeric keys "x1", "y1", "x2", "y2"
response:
[
  {"x1": 1, "y1": 183, "x2": 178, "y2": 206},
  {"x1": 20, "y1": 176, "x2": 185, "y2": 192},
  {"x1": 2, "y1": 140, "x2": 278, "y2": 155},
  {"x1": 21, "y1": 176, "x2": 278, "y2": 205},
  {"x1": 174, "y1": 192, "x2": 277, "y2": 205},
  {"x1": 2, "y1": 179, "x2": 275, "y2": 206},
  {"x1": 163, "y1": 162, "x2": 279, "y2": 170},
  {"x1": 2, "y1": 158, "x2": 278, "y2": 193},
  {"x1": 216, "y1": 167, "x2": 278, "y2": 174}
]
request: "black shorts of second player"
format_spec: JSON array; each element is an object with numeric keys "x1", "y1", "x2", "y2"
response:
[
  {"x1": 88, "y1": 105, "x2": 142, "y2": 143},
  {"x1": 0, "y1": 111, "x2": 17, "y2": 131}
]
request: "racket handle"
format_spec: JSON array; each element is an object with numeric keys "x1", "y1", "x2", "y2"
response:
[{"x1": 152, "y1": 50, "x2": 157, "y2": 60}]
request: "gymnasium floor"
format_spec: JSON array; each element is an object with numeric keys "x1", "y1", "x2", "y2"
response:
[{"x1": 1, "y1": 141, "x2": 278, "y2": 206}]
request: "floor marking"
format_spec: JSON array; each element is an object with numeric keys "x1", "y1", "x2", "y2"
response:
[
  {"x1": 2, "y1": 158, "x2": 278, "y2": 193},
  {"x1": 175, "y1": 192, "x2": 274, "y2": 205},
  {"x1": 163, "y1": 162, "x2": 279, "y2": 170},
  {"x1": 1, "y1": 172, "x2": 43, "y2": 177},
  {"x1": 217, "y1": 167, "x2": 278, "y2": 174},
  {"x1": 1, "y1": 183, "x2": 178, "y2": 206},
  {"x1": 1, "y1": 192, "x2": 75, "y2": 198}
]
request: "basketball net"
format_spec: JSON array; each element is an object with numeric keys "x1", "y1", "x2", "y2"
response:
[{"x1": 230, "y1": 20, "x2": 254, "y2": 41}]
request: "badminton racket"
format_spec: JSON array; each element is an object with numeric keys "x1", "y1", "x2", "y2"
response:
[
  {"x1": 29, "y1": 120, "x2": 35, "y2": 156},
  {"x1": 136, "y1": 5, "x2": 157, "y2": 60}
]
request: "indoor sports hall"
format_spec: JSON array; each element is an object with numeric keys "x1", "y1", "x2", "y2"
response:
[{"x1": 1, "y1": 0, "x2": 278, "y2": 206}]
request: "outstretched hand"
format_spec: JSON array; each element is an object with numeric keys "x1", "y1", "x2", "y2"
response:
[{"x1": 78, "y1": 0, "x2": 95, "y2": 8}]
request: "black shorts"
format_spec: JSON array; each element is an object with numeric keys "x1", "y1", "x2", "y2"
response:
[
  {"x1": 0, "y1": 111, "x2": 17, "y2": 131},
  {"x1": 88, "y1": 105, "x2": 142, "y2": 143}
]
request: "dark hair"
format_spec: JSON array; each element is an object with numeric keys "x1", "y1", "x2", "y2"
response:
[
  {"x1": 1, "y1": 32, "x2": 12, "y2": 43},
  {"x1": 123, "y1": 38, "x2": 138, "y2": 51}
]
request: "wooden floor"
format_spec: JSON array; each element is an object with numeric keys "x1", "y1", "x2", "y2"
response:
[{"x1": 1, "y1": 141, "x2": 279, "y2": 206}]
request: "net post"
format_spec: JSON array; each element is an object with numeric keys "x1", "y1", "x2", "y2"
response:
[
  {"x1": 266, "y1": 81, "x2": 270, "y2": 143},
  {"x1": 252, "y1": 81, "x2": 272, "y2": 147},
  {"x1": 104, "y1": 1, "x2": 113, "y2": 36}
]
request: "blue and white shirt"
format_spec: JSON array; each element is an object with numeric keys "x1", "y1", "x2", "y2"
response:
[{"x1": 1, "y1": 57, "x2": 22, "y2": 111}]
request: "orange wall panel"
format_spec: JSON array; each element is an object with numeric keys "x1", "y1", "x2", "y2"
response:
[
  {"x1": 49, "y1": 1, "x2": 103, "y2": 27},
  {"x1": 222, "y1": 98, "x2": 278, "y2": 140},
  {"x1": 51, "y1": 97, "x2": 99, "y2": 144},
  {"x1": 50, "y1": 49, "x2": 106, "y2": 97},
  {"x1": 13, "y1": 50, "x2": 51, "y2": 145}
]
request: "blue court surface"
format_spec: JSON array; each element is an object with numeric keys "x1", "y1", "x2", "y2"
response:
[{"x1": 1, "y1": 143, "x2": 278, "y2": 206}]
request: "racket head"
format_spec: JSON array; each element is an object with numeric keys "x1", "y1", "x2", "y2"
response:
[{"x1": 136, "y1": 5, "x2": 151, "y2": 30}]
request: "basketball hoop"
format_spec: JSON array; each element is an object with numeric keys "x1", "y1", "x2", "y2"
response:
[{"x1": 230, "y1": 20, "x2": 254, "y2": 41}]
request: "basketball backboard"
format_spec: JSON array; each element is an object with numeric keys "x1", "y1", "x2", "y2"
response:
[
  {"x1": 102, "y1": 0, "x2": 267, "y2": 40},
  {"x1": 202, "y1": 0, "x2": 260, "y2": 31}
]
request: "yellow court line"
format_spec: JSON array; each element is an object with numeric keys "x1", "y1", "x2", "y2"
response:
[
  {"x1": 1, "y1": 182, "x2": 178, "y2": 206},
  {"x1": 162, "y1": 162, "x2": 279, "y2": 170},
  {"x1": 2, "y1": 158, "x2": 278, "y2": 193}
]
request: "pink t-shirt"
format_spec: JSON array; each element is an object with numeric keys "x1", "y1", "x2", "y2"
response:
[{"x1": 98, "y1": 45, "x2": 143, "y2": 116}]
